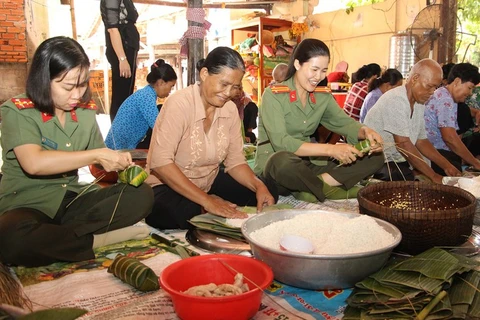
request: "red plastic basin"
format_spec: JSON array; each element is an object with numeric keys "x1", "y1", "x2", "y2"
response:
[{"x1": 159, "y1": 254, "x2": 273, "y2": 320}]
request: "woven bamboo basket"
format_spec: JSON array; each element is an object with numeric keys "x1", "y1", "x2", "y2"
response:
[{"x1": 357, "y1": 181, "x2": 476, "y2": 255}]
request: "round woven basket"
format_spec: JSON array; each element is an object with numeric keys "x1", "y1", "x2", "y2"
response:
[{"x1": 357, "y1": 181, "x2": 476, "y2": 255}]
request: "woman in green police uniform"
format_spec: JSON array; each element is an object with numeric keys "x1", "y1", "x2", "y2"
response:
[
  {"x1": 254, "y1": 38, "x2": 384, "y2": 202},
  {"x1": 0, "y1": 37, "x2": 153, "y2": 267}
]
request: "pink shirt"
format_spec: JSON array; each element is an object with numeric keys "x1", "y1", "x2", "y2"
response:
[{"x1": 146, "y1": 83, "x2": 246, "y2": 191}]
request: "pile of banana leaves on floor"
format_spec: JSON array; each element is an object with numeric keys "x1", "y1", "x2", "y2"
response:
[
  {"x1": 188, "y1": 204, "x2": 293, "y2": 242},
  {"x1": 344, "y1": 248, "x2": 480, "y2": 320}
]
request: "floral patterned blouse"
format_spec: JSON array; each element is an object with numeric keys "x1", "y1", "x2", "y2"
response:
[{"x1": 424, "y1": 86, "x2": 459, "y2": 151}]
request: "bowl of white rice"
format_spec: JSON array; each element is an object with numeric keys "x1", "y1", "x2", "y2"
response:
[{"x1": 241, "y1": 209, "x2": 401, "y2": 290}]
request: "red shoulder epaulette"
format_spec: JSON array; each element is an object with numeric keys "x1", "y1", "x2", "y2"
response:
[
  {"x1": 76, "y1": 100, "x2": 98, "y2": 110},
  {"x1": 12, "y1": 98, "x2": 34, "y2": 110},
  {"x1": 271, "y1": 84, "x2": 291, "y2": 94},
  {"x1": 313, "y1": 86, "x2": 332, "y2": 93}
]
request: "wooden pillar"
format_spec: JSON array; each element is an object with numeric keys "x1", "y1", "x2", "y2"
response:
[
  {"x1": 438, "y1": 0, "x2": 457, "y2": 63},
  {"x1": 187, "y1": 0, "x2": 204, "y2": 86},
  {"x1": 70, "y1": 0, "x2": 77, "y2": 40}
]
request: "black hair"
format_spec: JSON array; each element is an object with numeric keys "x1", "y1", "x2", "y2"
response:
[
  {"x1": 285, "y1": 38, "x2": 330, "y2": 81},
  {"x1": 355, "y1": 63, "x2": 381, "y2": 81},
  {"x1": 447, "y1": 63, "x2": 480, "y2": 85},
  {"x1": 202, "y1": 47, "x2": 244, "y2": 75},
  {"x1": 196, "y1": 58, "x2": 205, "y2": 73},
  {"x1": 441, "y1": 63, "x2": 455, "y2": 81},
  {"x1": 368, "y1": 68, "x2": 403, "y2": 92},
  {"x1": 146, "y1": 59, "x2": 177, "y2": 84},
  {"x1": 26, "y1": 36, "x2": 91, "y2": 114}
]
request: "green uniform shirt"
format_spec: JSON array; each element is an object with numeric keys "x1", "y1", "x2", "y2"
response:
[
  {"x1": 0, "y1": 94, "x2": 105, "y2": 218},
  {"x1": 254, "y1": 77, "x2": 363, "y2": 175}
]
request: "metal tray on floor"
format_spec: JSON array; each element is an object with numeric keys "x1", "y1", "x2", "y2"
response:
[{"x1": 186, "y1": 228, "x2": 251, "y2": 256}]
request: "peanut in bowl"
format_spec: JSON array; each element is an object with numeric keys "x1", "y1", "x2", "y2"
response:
[
  {"x1": 358, "y1": 181, "x2": 476, "y2": 255},
  {"x1": 159, "y1": 254, "x2": 273, "y2": 320}
]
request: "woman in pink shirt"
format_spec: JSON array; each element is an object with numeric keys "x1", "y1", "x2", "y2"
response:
[{"x1": 145, "y1": 47, "x2": 277, "y2": 229}]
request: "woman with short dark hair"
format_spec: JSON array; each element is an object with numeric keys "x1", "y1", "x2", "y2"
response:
[
  {"x1": 0, "y1": 36, "x2": 153, "y2": 267},
  {"x1": 145, "y1": 46, "x2": 277, "y2": 229},
  {"x1": 425, "y1": 62, "x2": 480, "y2": 173}
]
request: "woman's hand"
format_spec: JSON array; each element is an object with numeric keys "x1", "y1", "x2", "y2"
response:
[
  {"x1": 329, "y1": 144, "x2": 364, "y2": 165},
  {"x1": 358, "y1": 126, "x2": 383, "y2": 153},
  {"x1": 203, "y1": 195, "x2": 248, "y2": 219},
  {"x1": 96, "y1": 148, "x2": 133, "y2": 172},
  {"x1": 444, "y1": 164, "x2": 462, "y2": 177},
  {"x1": 255, "y1": 184, "x2": 275, "y2": 213},
  {"x1": 119, "y1": 60, "x2": 132, "y2": 78}
]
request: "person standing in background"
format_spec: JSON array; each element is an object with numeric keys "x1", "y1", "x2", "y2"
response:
[{"x1": 100, "y1": 0, "x2": 140, "y2": 122}]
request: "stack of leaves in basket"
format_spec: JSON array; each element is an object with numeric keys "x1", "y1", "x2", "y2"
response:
[
  {"x1": 344, "y1": 248, "x2": 480, "y2": 319},
  {"x1": 188, "y1": 204, "x2": 293, "y2": 242}
]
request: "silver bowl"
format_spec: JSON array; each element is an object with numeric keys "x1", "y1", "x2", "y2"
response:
[{"x1": 241, "y1": 209, "x2": 402, "y2": 290}]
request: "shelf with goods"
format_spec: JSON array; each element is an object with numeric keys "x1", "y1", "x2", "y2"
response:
[{"x1": 231, "y1": 17, "x2": 300, "y2": 103}]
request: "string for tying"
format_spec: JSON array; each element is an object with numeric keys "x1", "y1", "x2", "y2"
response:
[{"x1": 66, "y1": 172, "x2": 106, "y2": 208}]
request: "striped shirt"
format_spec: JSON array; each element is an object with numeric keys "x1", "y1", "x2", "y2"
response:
[{"x1": 343, "y1": 79, "x2": 369, "y2": 121}]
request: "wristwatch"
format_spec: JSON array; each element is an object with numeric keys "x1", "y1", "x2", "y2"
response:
[{"x1": 119, "y1": 56, "x2": 126, "y2": 62}]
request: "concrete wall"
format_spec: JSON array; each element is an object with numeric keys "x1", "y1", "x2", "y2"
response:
[{"x1": 297, "y1": 0, "x2": 427, "y2": 77}]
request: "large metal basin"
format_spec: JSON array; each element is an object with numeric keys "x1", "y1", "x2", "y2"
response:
[{"x1": 241, "y1": 209, "x2": 401, "y2": 290}]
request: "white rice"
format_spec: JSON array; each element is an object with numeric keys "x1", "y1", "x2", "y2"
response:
[
  {"x1": 249, "y1": 212, "x2": 396, "y2": 254},
  {"x1": 457, "y1": 176, "x2": 480, "y2": 197},
  {"x1": 225, "y1": 214, "x2": 256, "y2": 228}
]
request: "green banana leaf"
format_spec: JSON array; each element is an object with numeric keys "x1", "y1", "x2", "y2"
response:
[
  {"x1": 187, "y1": 204, "x2": 294, "y2": 242},
  {"x1": 468, "y1": 289, "x2": 480, "y2": 317},
  {"x1": 393, "y1": 249, "x2": 464, "y2": 280},
  {"x1": 345, "y1": 248, "x2": 480, "y2": 320},
  {"x1": 118, "y1": 165, "x2": 148, "y2": 187},
  {"x1": 449, "y1": 272, "x2": 480, "y2": 305},
  {"x1": 18, "y1": 308, "x2": 87, "y2": 320},
  {"x1": 107, "y1": 255, "x2": 159, "y2": 292}
]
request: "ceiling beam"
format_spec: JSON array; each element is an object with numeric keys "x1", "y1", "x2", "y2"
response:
[{"x1": 133, "y1": 0, "x2": 286, "y2": 10}]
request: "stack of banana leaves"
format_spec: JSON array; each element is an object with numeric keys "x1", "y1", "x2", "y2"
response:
[
  {"x1": 188, "y1": 204, "x2": 293, "y2": 242},
  {"x1": 344, "y1": 248, "x2": 480, "y2": 320}
]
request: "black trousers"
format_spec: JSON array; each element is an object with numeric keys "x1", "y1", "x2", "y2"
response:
[
  {"x1": 373, "y1": 161, "x2": 415, "y2": 181},
  {"x1": 0, "y1": 183, "x2": 153, "y2": 267},
  {"x1": 462, "y1": 132, "x2": 480, "y2": 158},
  {"x1": 146, "y1": 168, "x2": 279, "y2": 230},
  {"x1": 106, "y1": 45, "x2": 138, "y2": 122},
  {"x1": 431, "y1": 149, "x2": 462, "y2": 175}
]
